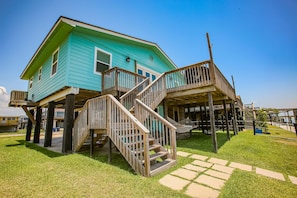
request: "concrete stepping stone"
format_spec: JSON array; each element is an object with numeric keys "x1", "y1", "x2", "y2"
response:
[
  {"x1": 177, "y1": 151, "x2": 192, "y2": 157},
  {"x1": 204, "y1": 169, "x2": 231, "y2": 180},
  {"x1": 229, "y1": 162, "x2": 252, "y2": 172},
  {"x1": 159, "y1": 174, "x2": 191, "y2": 191},
  {"x1": 183, "y1": 164, "x2": 207, "y2": 173},
  {"x1": 255, "y1": 167, "x2": 285, "y2": 181},
  {"x1": 171, "y1": 168, "x2": 199, "y2": 180},
  {"x1": 185, "y1": 182, "x2": 220, "y2": 198},
  {"x1": 195, "y1": 174, "x2": 226, "y2": 190},
  {"x1": 288, "y1": 175, "x2": 297, "y2": 185},
  {"x1": 190, "y1": 154, "x2": 209, "y2": 161},
  {"x1": 208, "y1": 157, "x2": 228, "y2": 166},
  {"x1": 212, "y1": 164, "x2": 234, "y2": 174},
  {"x1": 192, "y1": 160, "x2": 213, "y2": 168}
]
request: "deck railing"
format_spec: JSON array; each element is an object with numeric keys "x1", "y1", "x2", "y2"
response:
[
  {"x1": 213, "y1": 64, "x2": 236, "y2": 100},
  {"x1": 165, "y1": 60, "x2": 213, "y2": 93},
  {"x1": 135, "y1": 99, "x2": 177, "y2": 160},
  {"x1": 10, "y1": 91, "x2": 28, "y2": 101},
  {"x1": 102, "y1": 67, "x2": 147, "y2": 95},
  {"x1": 120, "y1": 78, "x2": 150, "y2": 111},
  {"x1": 72, "y1": 94, "x2": 151, "y2": 176}
]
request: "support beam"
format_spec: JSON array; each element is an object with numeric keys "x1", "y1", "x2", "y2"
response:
[
  {"x1": 223, "y1": 100, "x2": 230, "y2": 140},
  {"x1": 44, "y1": 101, "x2": 55, "y2": 147},
  {"x1": 33, "y1": 107, "x2": 42, "y2": 143},
  {"x1": 208, "y1": 92, "x2": 218, "y2": 153},
  {"x1": 21, "y1": 106, "x2": 36, "y2": 125},
  {"x1": 62, "y1": 94, "x2": 75, "y2": 153},
  {"x1": 25, "y1": 109, "x2": 34, "y2": 141}
]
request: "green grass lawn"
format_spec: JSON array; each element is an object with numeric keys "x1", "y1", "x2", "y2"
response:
[{"x1": 0, "y1": 125, "x2": 297, "y2": 197}]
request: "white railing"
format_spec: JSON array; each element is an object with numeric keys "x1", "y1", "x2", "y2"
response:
[{"x1": 135, "y1": 99, "x2": 177, "y2": 160}]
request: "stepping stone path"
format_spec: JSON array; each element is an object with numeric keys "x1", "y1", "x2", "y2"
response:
[{"x1": 159, "y1": 152, "x2": 296, "y2": 198}]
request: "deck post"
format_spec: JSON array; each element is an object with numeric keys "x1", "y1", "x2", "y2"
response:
[
  {"x1": 33, "y1": 106, "x2": 42, "y2": 143},
  {"x1": 223, "y1": 100, "x2": 230, "y2": 140},
  {"x1": 90, "y1": 129, "x2": 94, "y2": 157},
  {"x1": 108, "y1": 137, "x2": 112, "y2": 163},
  {"x1": 62, "y1": 94, "x2": 75, "y2": 153},
  {"x1": 199, "y1": 106, "x2": 203, "y2": 132},
  {"x1": 231, "y1": 102, "x2": 238, "y2": 135},
  {"x1": 208, "y1": 92, "x2": 218, "y2": 153},
  {"x1": 44, "y1": 101, "x2": 55, "y2": 147},
  {"x1": 25, "y1": 109, "x2": 34, "y2": 141}
]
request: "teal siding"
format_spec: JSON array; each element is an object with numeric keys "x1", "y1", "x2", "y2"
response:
[
  {"x1": 26, "y1": 28, "x2": 174, "y2": 101},
  {"x1": 67, "y1": 30, "x2": 174, "y2": 91},
  {"x1": 28, "y1": 39, "x2": 69, "y2": 102}
]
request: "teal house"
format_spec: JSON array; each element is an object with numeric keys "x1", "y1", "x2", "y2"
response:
[{"x1": 10, "y1": 16, "x2": 238, "y2": 176}]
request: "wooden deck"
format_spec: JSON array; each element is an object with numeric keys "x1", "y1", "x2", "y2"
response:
[{"x1": 165, "y1": 61, "x2": 235, "y2": 106}]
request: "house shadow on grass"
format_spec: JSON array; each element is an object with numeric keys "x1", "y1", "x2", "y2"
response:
[
  {"x1": 14, "y1": 140, "x2": 64, "y2": 158},
  {"x1": 177, "y1": 130, "x2": 233, "y2": 153},
  {"x1": 77, "y1": 145, "x2": 136, "y2": 175}
]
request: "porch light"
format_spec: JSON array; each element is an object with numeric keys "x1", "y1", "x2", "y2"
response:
[{"x1": 126, "y1": 56, "x2": 130, "y2": 62}]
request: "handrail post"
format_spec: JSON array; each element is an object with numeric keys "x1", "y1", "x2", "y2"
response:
[
  {"x1": 207, "y1": 33, "x2": 216, "y2": 84},
  {"x1": 143, "y1": 133, "x2": 150, "y2": 176}
]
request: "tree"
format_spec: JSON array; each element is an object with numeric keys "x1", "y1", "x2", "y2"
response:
[{"x1": 256, "y1": 109, "x2": 268, "y2": 130}]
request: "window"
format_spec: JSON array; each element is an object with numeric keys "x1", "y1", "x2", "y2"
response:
[
  {"x1": 145, "y1": 72, "x2": 150, "y2": 78},
  {"x1": 51, "y1": 48, "x2": 59, "y2": 76},
  {"x1": 94, "y1": 48, "x2": 112, "y2": 74},
  {"x1": 29, "y1": 77, "x2": 33, "y2": 89},
  {"x1": 152, "y1": 74, "x2": 156, "y2": 81},
  {"x1": 137, "y1": 69, "x2": 143, "y2": 75},
  {"x1": 136, "y1": 64, "x2": 160, "y2": 82},
  {"x1": 38, "y1": 67, "x2": 42, "y2": 81}
]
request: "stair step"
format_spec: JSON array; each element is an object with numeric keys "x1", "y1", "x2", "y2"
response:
[
  {"x1": 132, "y1": 144, "x2": 161, "y2": 154},
  {"x1": 149, "y1": 151, "x2": 168, "y2": 161},
  {"x1": 150, "y1": 159, "x2": 177, "y2": 176}
]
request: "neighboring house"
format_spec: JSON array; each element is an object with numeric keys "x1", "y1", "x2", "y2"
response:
[
  {"x1": 0, "y1": 116, "x2": 19, "y2": 132},
  {"x1": 9, "y1": 16, "x2": 237, "y2": 176}
]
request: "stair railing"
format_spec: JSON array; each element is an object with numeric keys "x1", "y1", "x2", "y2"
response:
[
  {"x1": 73, "y1": 94, "x2": 151, "y2": 176},
  {"x1": 73, "y1": 101, "x2": 90, "y2": 152},
  {"x1": 120, "y1": 78, "x2": 150, "y2": 111},
  {"x1": 135, "y1": 99, "x2": 177, "y2": 160},
  {"x1": 136, "y1": 73, "x2": 167, "y2": 110}
]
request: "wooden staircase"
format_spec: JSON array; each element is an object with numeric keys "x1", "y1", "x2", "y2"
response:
[{"x1": 73, "y1": 94, "x2": 177, "y2": 177}]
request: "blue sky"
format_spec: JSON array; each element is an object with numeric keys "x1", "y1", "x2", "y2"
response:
[{"x1": 0, "y1": 0, "x2": 296, "y2": 115}]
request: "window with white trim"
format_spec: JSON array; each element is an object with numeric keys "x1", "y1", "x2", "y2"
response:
[
  {"x1": 94, "y1": 47, "x2": 112, "y2": 74},
  {"x1": 51, "y1": 48, "x2": 59, "y2": 76},
  {"x1": 29, "y1": 77, "x2": 33, "y2": 89},
  {"x1": 38, "y1": 67, "x2": 42, "y2": 81}
]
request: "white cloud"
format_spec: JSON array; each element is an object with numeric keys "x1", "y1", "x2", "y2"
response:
[{"x1": 0, "y1": 91, "x2": 25, "y2": 116}]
